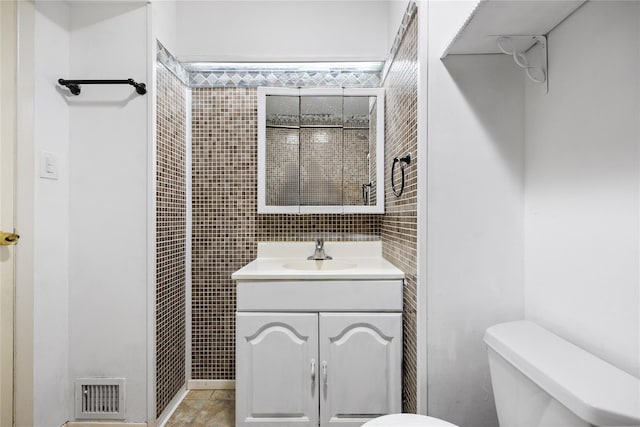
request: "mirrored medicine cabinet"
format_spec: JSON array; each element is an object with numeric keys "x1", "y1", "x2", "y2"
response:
[{"x1": 258, "y1": 87, "x2": 385, "y2": 214}]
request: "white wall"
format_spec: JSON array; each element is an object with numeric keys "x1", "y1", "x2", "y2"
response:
[
  {"x1": 26, "y1": 3, "x2": 151, "y2": 424},
  {"x1": 152, "y1": 0, "x2": 177, "y2": 55},
  {"x1": 174, "y1": 1, "x2": 390, "y2": 61},
  {"x1": 425, "y1": 2, "x2": 525, "y2": 426},
  {"x1": 388, "y1": 0, "x2": 410, "y2": 49},
  {"x1": 524, "y1": 1, "x2": 640, "y2": 377},
  {"x1": 33, "y1": 2, "x2": 70, "y2": 425},
  {"x1": 67, "y1": 3, "x2": 150, "y2": 422}
]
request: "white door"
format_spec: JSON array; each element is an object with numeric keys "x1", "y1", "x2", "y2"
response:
[
  {"x1": 236, "y1": 313, "x2": 319, "y2": 427},
  {"x1": 0, "y1": 2, "x2": 18, "y2": 425},
  {"x1": 319, "y1": 313, "x2": 402, "y2": 427}
]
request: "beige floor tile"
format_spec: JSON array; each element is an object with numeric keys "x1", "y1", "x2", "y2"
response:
[
  {"x1": 202, "y1": 406, "x2": 235, "y2": 427},
  {"x1": 167, "y1": 390, "x2": 235, "y2": 427},
  {"x1": 211, "y1": 390, "x2": 235, "y2": 401},
  {"x1": 185, "y1": 390, "x2": 214, "y2": 400}
]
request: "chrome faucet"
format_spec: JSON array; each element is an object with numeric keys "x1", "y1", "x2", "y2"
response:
[{"x1": 308, "y1": 238, "x2": 332, "y2": 260}]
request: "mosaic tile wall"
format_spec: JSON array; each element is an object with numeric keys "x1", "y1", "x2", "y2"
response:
[
  {"x1": 381, "y1": 11, "x2": 419, "y2": 413},
  {"x1": 156, "y1": 63, "x2": 187, "y2": 417},
  {"x1": 256, "y1": 215, "x2": 381, "y2": 241},
  {"x1": 191, "y1": 87, "x2": 382, "y2": 380},
  {"x1": 191, "y1": 88, "x2": 258, "y2": 380}
]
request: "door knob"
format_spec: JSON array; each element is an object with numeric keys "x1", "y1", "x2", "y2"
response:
[{"x1": 0, "y1": 231, "x2": 19, "y2": 246}]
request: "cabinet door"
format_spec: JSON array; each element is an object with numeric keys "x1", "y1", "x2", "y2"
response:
[
  {"x1": 236, "y1": 313, "x2": 319, "y2": 427},
  {"x1": 319, "y1": 313, "x2": 402, "y2": 427}
]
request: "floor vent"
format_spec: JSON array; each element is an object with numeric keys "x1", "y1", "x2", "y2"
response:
[{"x1": 75, "y1": 378, "x2": 125, "y2": 420}]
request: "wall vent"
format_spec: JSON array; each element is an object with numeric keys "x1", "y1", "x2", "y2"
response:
[{"x1": 75, "y1": 378, "x2": 125, "y2": 420}]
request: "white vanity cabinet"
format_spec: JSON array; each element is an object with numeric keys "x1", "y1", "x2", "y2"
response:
[
  {"x1": 236, "y1": 313, "x2": 319, "y2": 427},
  {"x1": 235, "y1": 279, "x2": 403, "y2": 427},
  {"x1": 319, "y1": 313, "x2": 402, "y2": 426}
]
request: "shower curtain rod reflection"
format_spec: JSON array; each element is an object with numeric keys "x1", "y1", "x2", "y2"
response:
[
  {"x1": 58, "y1": 78, "x2": 147, "y2": 96},
  {"x1": 266, "y1": 124, "x2": 370, "y2": 130}
]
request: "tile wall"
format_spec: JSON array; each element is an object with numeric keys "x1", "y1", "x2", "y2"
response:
[
  {"x1": 156, "y1": 63, "x2": 187, "y2": 417},
  {"x1": 191, "y1": 88, "x2": 257, "y2": 380},
  {"x1": 381, "y1": 11, "x2": 419, "y2": 413},
  {"x1": 191, "y1": 87, "x2": 382, "y2": 380}
]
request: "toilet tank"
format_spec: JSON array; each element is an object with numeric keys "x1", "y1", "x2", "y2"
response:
[{"x1": 484, "y1": 321, "x2": 640, "y2": 427}]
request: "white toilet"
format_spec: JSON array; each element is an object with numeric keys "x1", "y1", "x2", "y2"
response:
[
  {"x1": 365, "y1": 320, "x2": 640, "y2": 427},
  {"x1": 484, "y1": 320, "x2": 640, "y2": 427}
]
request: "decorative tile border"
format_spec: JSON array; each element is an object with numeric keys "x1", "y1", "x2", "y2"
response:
[
  {"x1": 382, "y1": 0, "x2": 418, "y2": 82},
  {"x1": 187, "y1": 69, "x2": 381, "y2": 88},
  {"x1": 157, "y1": 41, "x2": 189, "y2": 86},
  {"x1": 158, "y1": 41, "x2": 384, "y2": 89}
]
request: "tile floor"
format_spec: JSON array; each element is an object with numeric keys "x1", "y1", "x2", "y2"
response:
[{"x1": 166, "y1": 389, "x2": 235, "y2": 427}]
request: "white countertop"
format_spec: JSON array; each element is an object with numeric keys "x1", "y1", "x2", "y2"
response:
[{"x1": 231, "y1": 241, "x2": 405, "y2": 281}]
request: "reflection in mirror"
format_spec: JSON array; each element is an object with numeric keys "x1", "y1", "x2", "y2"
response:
[
  {"x1": 343, "y1": 96, "x2": 375, "y2": 206},
  {"x1": 300, "y1": 96, "x2": 343, "y2": 206},
  {"x1": 265, "y1": 95, "x2": 299, "y2": 207}
]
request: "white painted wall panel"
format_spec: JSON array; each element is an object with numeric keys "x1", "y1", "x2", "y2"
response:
[
  {"x1": 152, "y1": 0, "x2": 177, "y2": 55},
  {"x1": 68, "y1": 3, "x2": 149, "y2": 422},
  {"x1": 387, "y1": 1, "x2": 410, "y2": 49},
  {"x1": 175, "y1": 1, "x2": 390, "y2": 61},
  {"x1": 33, "y1": 2, "x2": 71, "y2": 425},
  {"x1": 524, "y1": 1, "x2": 640, "y2": 377},
  {"x1": 425, "y1": 2, "x2": 525, "y2": 426}
]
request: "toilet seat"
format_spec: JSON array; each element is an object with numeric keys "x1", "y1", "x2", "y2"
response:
[{"x1": 362, "y1": 414, "x2": 459, "y2": 427}]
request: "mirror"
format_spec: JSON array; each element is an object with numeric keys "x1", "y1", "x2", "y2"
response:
[{"x1": 258, "y1": 88, "x2": 384, "y2": 214}]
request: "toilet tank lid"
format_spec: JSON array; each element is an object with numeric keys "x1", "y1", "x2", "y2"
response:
[{"x1": 484, "y1": 321, "x2": 640, "y2": 427}]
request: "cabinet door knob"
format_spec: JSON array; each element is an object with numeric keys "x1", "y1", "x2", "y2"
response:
[
  {"x1": 311, "y1": 359, "x2": 316, "y2": 382},
  {"x1": 322, "y1": 361, "x2": 328, "y2": 385}
]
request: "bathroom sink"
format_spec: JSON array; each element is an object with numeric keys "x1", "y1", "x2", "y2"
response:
[{"x1": 282, "y1": 260, "x2": 357, "y2": 271}]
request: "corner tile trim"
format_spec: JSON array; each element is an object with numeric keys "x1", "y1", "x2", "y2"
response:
[{"x1": 157, "y1": 40, "x2": 189, "y2": 86}]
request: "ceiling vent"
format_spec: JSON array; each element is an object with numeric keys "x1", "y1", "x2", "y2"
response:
[{"x1": 75, "y1": 378, "x2": 125, "y2": 420}]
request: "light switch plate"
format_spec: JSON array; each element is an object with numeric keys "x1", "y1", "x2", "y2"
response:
[{"x1": 40, "y1": 151, "x2": 59, "y2": 180}]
